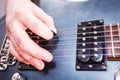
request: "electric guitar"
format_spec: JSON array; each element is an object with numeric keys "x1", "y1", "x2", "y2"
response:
[
  {"x1": 0, "y1": 19, "x2": 120, "y2": 80},
  {"x1": 0, "y1": 0, "x2": 120, "y2": 80}
]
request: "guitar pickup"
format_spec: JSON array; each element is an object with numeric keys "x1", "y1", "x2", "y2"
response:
[{"x1": 76, "y1": 19, "x2": 107, "y2": 71}]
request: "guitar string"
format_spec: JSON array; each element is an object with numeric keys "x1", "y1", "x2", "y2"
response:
[
  {"x1": 30, "y1": 33, "x2": 120, "y2": 51},
  {"x1": 29, "y1": 30, "x2": 119, "y2": 43},
  {"x1": 57, "y1": 24, "x2": 119, "y2": 31},
  {"x1": 2, "y1": 39, "x2": 120, "y2": 58},
  {"x1": 3, "y1": 38, "x2": 120, "y2": 51},
  {"x1": 5, "y1": 31, "x2": 120, "y2": 49},
  {"x1": 52, "y1": 52, "x2": 120, "y2": 58},
  {"x1": 53, "y1": 53, "x2": 120, "y2": 58},
  {"x1": 28, "y1": 28, "x2": 119, "y2": 38},
  {"x1": 2, "y1": 45, "x2": 119, "y2": 58},
  {"x1": 19, "y1": 25, "x2": 120, "y2": 58},
  {"x1": 27, "y1": 24, "x2": 118, "y2": 32},
  {"x1": 32, "y1": 34, "x2": 119, "y2": 44},
  {"x1": 27, "y1": 25, "x2": 103, "y2": 32},
  {"x1": 27, "y1": 26, "x2": 118, "y2": 57},
  {"x1": 2, "y1": 46, "x2": 119, "y2": 58},
  {"x1": 52, "y1": 47, "x2": 120, "y2": 58},
  {"x1": 2, "y1": 39, "x2": 119, "y2": 57},
  {"x1": 31, "y1": 32, "x2": 118, "y2": 41},
  {"x1": 48, "y1": 47, "x2": 120, "y2": 52},
  {"x1": 55, "y1": 30, "x2": 118, "y2": 37},
  {"x1": 31, "y1": 34, "x2": 120, "y2": 47},
  {"x1": 2, "y1": 25, "x2": 119, "y2": 59},
  {"x1": 8, "y1": 25, "x2": 120, "y2": 59},
  {"x1": 39, "y1": 40, "x2": 120, "y2": 47}
]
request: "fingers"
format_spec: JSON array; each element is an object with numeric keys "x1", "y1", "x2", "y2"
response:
[
  {"x1": 9, "y1": 41, "x2": 29, "y2": 65},
  {"x1": 28, "y1": 15, "x2": 54, "y2": 40},
  {"x1": 18, "y1": 12, "x2": 54, "y2": 40},
  {"x1": 31, "y1": 58, "x2": 44, "y2": 70},
  {"x1": 6, "y1": 0, "x2": 55, "y2": 70},
  {"x1": 8, "y1": 20, "x2": 53, "y2": 65},
  {"x1": 19, "y1": 52, "x2": 45, "y2": 70},
  {"x1": 31, "y1": 2, "x2": 57, "y2": 34},
  {"x1": 10, "y1": 40, "x2": 45, "y2": 70},
  {"x1": 7, "y1": 18, "x2": 53, "y2": 70},
  {"x1": 16, "y1": 2, "x2": 57, "y2": 40}
]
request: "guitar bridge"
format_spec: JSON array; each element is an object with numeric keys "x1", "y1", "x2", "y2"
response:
[
  {"x1": 0, "y1": 36, "x2": 16, "y2": 70},
  {"x1": 76, "y1": 19, "x2": 107, "y2": 71}
]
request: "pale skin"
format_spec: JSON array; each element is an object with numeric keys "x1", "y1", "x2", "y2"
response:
[{"x1": 6, "y1": 0, "x2": 57, "y2": 70}]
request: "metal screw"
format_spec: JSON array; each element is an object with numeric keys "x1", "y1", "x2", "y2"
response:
[
  {"x1": 76, "y1": 65, "x2": 80, "y2": 70},
  {"x1": 88, "y1": 22, "x2": 91, "y2": 24},
  {"x1": 101, "y1": 65, "x2": 106, "y2": 70},
  {"x1": 99, "y1": 20, "x2": 103, "y2": 23},
  {"x1": 88, "y1": 65, "x2": 93, "y2": 68},
  {"x1": 78, "y1": 23, "x2": 81, "y2": 26}
]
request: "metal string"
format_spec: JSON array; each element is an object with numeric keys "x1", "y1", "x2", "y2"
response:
[
  {"x1": 53, "y1": 54, "x2": 120, "y2": 58},
  {"x1": 39, "y1": 40, "x2": 120, "y2": 47},
  {"x1": 27, "y1": 25, "x2": 120, "y2": 58},
  {"x1": 48, "y1": 47, "x2": 120, "y2": 52},
  {"x1": 28, "y1": 29, "x2": 119, "y2": 39},
  {"x1": 28, "y1": 26, "x2": 118, "y2": 37},
  {"x1": 51, "y1": 24, "x2": 104, "y2": 31},
  {"x1": 56, "y1": 24, "x2": 119, "y2": 31},
  {"x1": 30, "y1": 33, "x2": 120, "y2": 48},
  {"x1": 33, "y1": 34, "x2": 119, "y2": 42},
  {"x1": 29, "y1": 29, "x2": 119, "y2": 42}
]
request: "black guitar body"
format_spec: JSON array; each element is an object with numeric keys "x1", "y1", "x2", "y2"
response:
[{"x1": 0, "y1": 0, "x2": 120, "y2": 80}]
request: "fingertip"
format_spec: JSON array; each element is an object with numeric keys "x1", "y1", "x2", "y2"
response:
[
  {"x1": 50, "y1": 25, "x2": 57, "y2": 34},
  {"x1": 39, "y1": 61, "x2": 45, "y2": 70},
  {"x1": 47, "y1": 16, "x2": 57, "y2": 34},
  {"x1": 45, "y1": 31, "x2": 54, "y2": 40},
  {"x1": 32, "y1": 59, "x2": 45, "y2": 70},
  {"x1": 47, "y1": 53, "x2": 53, "y2": 62},
  {"x1": 40, "y1": 49, "x2": 53, "y2": 62}
]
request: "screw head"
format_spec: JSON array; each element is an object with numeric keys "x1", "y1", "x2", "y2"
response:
[
  {"x1": 101, "y1": 65, "x2": 107, "y2": 70},
  {"x1": 76, "y1": 65, "x2": 80, "y2": 70}
]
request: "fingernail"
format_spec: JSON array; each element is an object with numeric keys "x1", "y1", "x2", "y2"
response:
[
  {"x1": 52, "y1": 31, "x2": 57, "y2": 36},
  {"x1": 39, "y1": 62, "x2": 44, "y2": 70},
  {"x1": 51, "y1": 26, "x2": 57, "y2": 34},
  {"x1": 46, "y1": 53, "x2": 53, "y2": 62},
  {"x1": 49, "y1": 54, "x2": 53, "y2": 62},
  {"x1": 34, "y1": 61, "x2": 44, "y2": 70}
]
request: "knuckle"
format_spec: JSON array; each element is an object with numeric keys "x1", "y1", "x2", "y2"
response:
[
  {"x1": 32, "y1": 22, "x2": 39, "y2": 30},
  {"x1": 26, "y1": 56, "x2": 33, "y2": 62},
  {"x1": 14, "y1": 8, "x2": 28, "y2": 20},
  {"x1": 17, "y1": 38, "x2": 25, "y2": 49},
  {"x1": 30, "y1": 20, "x2": 41, "y2": 32},
  {"x1": 14, "y1": 9, "x2": 23, "y2": 18},
  {"x1": 17, "y1": 57, "x2": 24, "y2": 62}
]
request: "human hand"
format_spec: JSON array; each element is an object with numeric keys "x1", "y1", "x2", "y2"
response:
[{"x1": 6, "y1": 0, "x2": 57, "y2": 70}]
